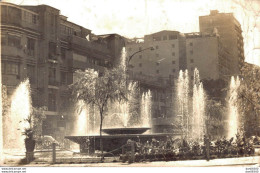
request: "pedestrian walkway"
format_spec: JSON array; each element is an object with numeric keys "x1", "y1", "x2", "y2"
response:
[{"x1": 8, "y1": 156, "x2": 258, "y2": 167}]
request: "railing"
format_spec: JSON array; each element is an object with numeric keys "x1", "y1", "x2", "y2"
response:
[
  {"x1": 69, "y1": 35, "x2": 111, "y2": 55},
  {"x1": 48, "y1": 79, "x2": 60, "y2": 86}
]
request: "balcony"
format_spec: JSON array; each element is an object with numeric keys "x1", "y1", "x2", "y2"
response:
[
  {"x1": 69, "y1": 35, "x2": 111, "y2": 55},
  {"x1": 48, "y1": 78, "x2": 60, "y2": 87}
]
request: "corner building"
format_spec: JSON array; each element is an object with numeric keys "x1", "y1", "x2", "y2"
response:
[{"x1": 1, "y1": 2, "x2": 125, "y2": 142}]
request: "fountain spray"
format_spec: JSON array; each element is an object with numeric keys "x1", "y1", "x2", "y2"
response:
[{"x1": 227, "y1": 76, "x2": 240, "y2": 138}]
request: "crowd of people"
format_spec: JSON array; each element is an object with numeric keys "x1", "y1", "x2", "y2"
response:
[{"x1": 121, "y1": 134, "x2": 259, "y2": 163}]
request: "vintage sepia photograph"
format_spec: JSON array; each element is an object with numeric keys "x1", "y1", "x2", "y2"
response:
[{"x1": 0, "y1": 0, "x2": 260, "y2": 171}]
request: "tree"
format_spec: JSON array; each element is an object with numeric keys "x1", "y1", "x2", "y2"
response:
[
  {"x1": 238, "y1": 62, "x2": 260, "y2": 137},
  {"x1": 70, "y1": 67, "x2": 128, "y2": 160}
]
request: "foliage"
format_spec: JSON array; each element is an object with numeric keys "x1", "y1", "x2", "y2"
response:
[
  {"x1": 70, "y1": 67, "x2": 129, "y2": 159},
  {"x1": 206, "y1": 100, "x2": 226, "y2": 138},
  {"x1": 1, "y1": 85, "x2": 9, "y2": 118},
  {"x1": 202, "y1": 79, "x2": 227, "y2": 101},
  {"x1": 71, "y1": 67, "x2": 128, "y2": 108},
  {"x1": 22, "y1": 106, "x2": 47, "y2": 140},
  {"x1": 238, "y1": 62, "x2": 260, "y2": 137}
]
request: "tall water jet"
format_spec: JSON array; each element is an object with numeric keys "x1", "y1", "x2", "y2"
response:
[
  {"x1": 73, "y1": 100, "x2": 90, "y2": 136},
  {"x1": 141, "y1": 90, "x2": 152, "y2": 127},
  {"x1": 176, "y1": 70, "x2": 189, "y2": 138},
  {"x1": 191, "y1": 68, "x2": 206, "y2": 141},
  {"x1": 120, "y1": 47, "x2": 127, "y2": 73},
  {"x1": 106, "y1": 47, "x2": 145, "y2": 128},
  {"x1": 3, "y1": 79, "x2": 31, "y2": 151},
  {"x1": 227, "y1": 76, "x2": 240, "y2": 138},
  {"x1": 105, "y1": 81, "x2": 139, "y2": 128}
]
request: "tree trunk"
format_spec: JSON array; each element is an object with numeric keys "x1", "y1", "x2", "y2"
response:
[{"x1": 99, "y1": 110, "x2": 104, "y2": 162}]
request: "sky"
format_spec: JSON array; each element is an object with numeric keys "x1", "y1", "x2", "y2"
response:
[{"x1": 3, "y1": 0, "x2": 260, "y2": 66}]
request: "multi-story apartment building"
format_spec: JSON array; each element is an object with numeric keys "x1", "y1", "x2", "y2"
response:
[
  {"x1": 1, "y1": 2, "x2": 125, "y2": 141},
  {"x1": 125, "y1": 11, "x2": 242, "y2": 132},
  {"x1": 185, "y1": 32, "x2": 232, "y2": 80},
  {"x1": 199, "y1": 10, "x2": 244, "y2": 76},
  {"x1": 126, "y1": 31, "x2": 182, "y2": 133},
  {"x1": 126, "y1": 30, "x2": 232, "y2": 82}
]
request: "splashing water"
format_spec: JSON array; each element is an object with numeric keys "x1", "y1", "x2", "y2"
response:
[
  {"x1": 73, "y1": 100, "x2": 90, "y2": 136},
  {"x1": 141, "y1": 90, "x2": 152, "y2": 127},
  {"x1": 106, "y1": 81, "x2": 139, "y2": 128},
  {"x1": 191, "y1": 68, "x2": 206, "y2": 141},
  {"x1": 105, "y1": 47, "x2": 152, "y2": 128},
  {"x1": 3, "y1": 79, "x2": 31, "y2": 151},
  {"x1": 227, "y1": 76, "x2": 240, "y2": 138},
  {"x1": 176, "y1": 68, "x2": 206, "y2": 141},
  {"x1": 176, "y1": 70, "x2": 189, "y2": 137},
  {"x1": 120, "y1": 47, "x2": 127, "y2": 73}
]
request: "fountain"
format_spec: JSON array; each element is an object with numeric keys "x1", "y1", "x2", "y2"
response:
[
  {"x1": 176, "y1": 70, "x2": 189, "y2": 138},
  {"x1": 3, "y1": 79, "x2": 32, "y2": 151},
  {"x1": 191, "y1": 68, "x2": 206, "y2": 141},
  {"x1": 72, "y1": 100, "x2": 90, "y2": 136},
  {"x1": 66, "y1": 47, "x2": 179, "y2": 154},
  {"x1": 176, "y1": 68, "x2": 206, "y2": 141},
  {"x1": 227, "y1": 76, "x2": 240, "y2": 138},
  {"x1": 141, "y1": 90, "x2": 152, "y2": 128}
]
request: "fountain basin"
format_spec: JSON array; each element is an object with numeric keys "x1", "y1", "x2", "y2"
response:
[
  {"x1": 65, "y1": 132, "x2": 181, "y2": 154},
  {"x1": 102, "y1": 127, "x2": 151, "y2": 135}
]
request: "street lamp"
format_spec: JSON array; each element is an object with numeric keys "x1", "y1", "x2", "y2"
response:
[{"x1": 127, "y1": 46, "x2": 155, "y2": 66}]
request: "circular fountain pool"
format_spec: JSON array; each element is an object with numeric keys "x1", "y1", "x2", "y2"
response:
[{"x1": 102, "y1": 127, "x2": 151, "y2": 135}]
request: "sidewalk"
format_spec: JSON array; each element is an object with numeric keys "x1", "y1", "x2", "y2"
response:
[{"x1": 3, "y1": 156, "x2": 258, "y2": 167}]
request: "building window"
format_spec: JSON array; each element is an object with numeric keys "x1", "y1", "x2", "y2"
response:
[
  {"x1": 1, "y1": 62, "x2": 5, "y2": 74},
  {"x1": 139, "y1": 55, "x2": 142, "y2": 59},
  {"x1": 6, "y1": 62, "x2": 19, "y2": 75},
  {"x1": 1, "y1": 34, "x2": 7, "y2": 45},
  {"x1": 48, "y1": 67, "x2": 56, "y2": 85},
  {"x1": 172, "y1": 52, "x2": 175, "y2": 56},
  {"x1": 61, "y1": 48, "x2": 66, "y2": 59},
  {"x1": 139, "y1": 71, "x2": 142, "y2": 75},
  {"x1": 172, "y1": 69, "x2": 176, "y2": 73},
  {"x1": 27, "y1": 65, "x2": 35, "y2": 83},
  {"x1": 163, "y1": 36, "x2": 167, "y2": 40},
  {"x1": 48, "y1": 89, "x2": 57, "y2": 111},
  {"x1": 2, "y1": 62, "x2": 19, "y2": 76},
  {"x1": 172, "y1": 44, "x2": 175, "y2": 48},
  {"x1": 190, "y1": 50, "x2": 193, "y2": 55},
  {"x1": 156, "y1": 45, "x2": 159, "y2": 49},
  {"x1": 190, "y1": 42, "x2": 193, "y2": 46},
  {"x1": 153, "y1": 36, "x2": 161, "y2": 41},
  {"x1": 60, "y1": 24, "x2": 73, "y2": 36},
  {"x1": 49, "y1": 42, "x2": 57, "y2": 59},
  {"x1": 8, "y1": 35, "x2": 21, "y2": 48},
  {"x1": 190, "y1": 59, "x2": 194, "y2": 63},
  {"x1": 191, "y1": 67, "x2": 194, "y2": 72},
  {"x1": 23, "y1": 11, "x2": 38, "y2": 24},
  {"x1": 156, "y1": 70, "x2": 160, "y2": 74},
  {"x1": 169, "y1": 35, "x2": 177, "y2": 40},
  {"x1": 172, "y1": 61, "x2": 175, "y2": 64},
  {"x1": 139, "y1": 63, "x2": 142, "y2": 67},
  {"x1": 61, "y1": 71, "x2": 67, "y2": 85},
  {"x1": 156, "y1": 62, "x2": 160, "y2": 66},
  {"x1": 27, "y1": 38, "x2": 35, "y2": 56}
]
